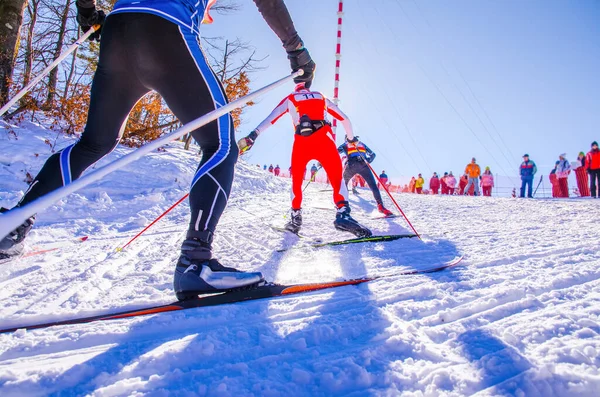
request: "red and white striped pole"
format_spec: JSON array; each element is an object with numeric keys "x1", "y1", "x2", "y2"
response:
[{"x1": 332, "y1": 0, "x2": 344, "y2": 142}]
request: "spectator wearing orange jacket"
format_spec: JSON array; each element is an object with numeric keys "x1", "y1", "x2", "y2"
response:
[
  {"x1": 464, "y1": 157, "x2": 481, "y2": 196},
  {"x1": 480, "y1": 167, "x2": 494, "y2": 197},
  {"x1": 409, "y1": 176, "x2": 416, "y2": 193},
  {"x1": 430, "y1": 172, "x2": 440, "y2": 194}
]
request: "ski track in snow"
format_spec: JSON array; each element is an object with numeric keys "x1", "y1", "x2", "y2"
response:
[{"x1": 1, "y1": 123, "x2": 599, "y2": 396}]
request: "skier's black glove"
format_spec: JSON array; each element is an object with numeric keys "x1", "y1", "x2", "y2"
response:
[
  {"x1": 237, "y1": 130, "x2": 258, "y2": 154},
  {"x1": 76, "y1": 5, "x2": 106, "y2": 42},
  {"x1": 288, "y1": 47, "x2": 316, "y2": 88},
  {"x1": 367, "y1": 153, "x2": 376, "y2": 163}
]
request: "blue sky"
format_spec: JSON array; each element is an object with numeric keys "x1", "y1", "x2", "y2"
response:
[{"x1": 204, "y1": 0, "x2": 600, "y2": 187}]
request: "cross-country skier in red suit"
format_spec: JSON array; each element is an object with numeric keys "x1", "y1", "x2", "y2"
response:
[
  {"x1": 238, "y1": 83, "x2": 372, "y2": 237},
  {"x1": 0, "y1": 0, "x2": 316, "y2": 300}
]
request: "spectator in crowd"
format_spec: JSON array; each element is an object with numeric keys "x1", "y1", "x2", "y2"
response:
[
  {"x1": 464, "y1": 157, "x2": 481, "y2": 196},
  {"x1": 274, "y1": 164, "x2": 280, "y2": 176},
  {"x1": 430, "y1": 172, "x2": 440, "y2": 194},
  {"x1": 549, "y1": 161, "x2": 560, "y2": 198},
  {"x1": 379, "y1": 171, "x2": 389, "y2": 188},
  {"x1": 440, "y1": 172, "x2": 448, "y2": 194},
  {"x1": 446, "y1": 172, "x2": 457, "y2": 195},
  {"x1": 415, "y1": 174, "x2": 425, "y2": 194},
  {"x1": 353, "y1": 174, "x2": 366, "y2": 188},
  {"x1": 556, "y1": 153, "x2": 571, "y2": 198},
  {"x1": 459, "y1": 174, "x2": 468, "y2": 195},
  {"x1": 587, "y1": 141, "x2": 600, "y2": 198},
  {"x1": 310, "y1": 163, "x2": 319, "y2": 181},
  {"x1": 409, "y1": 176, "x2": 416, "y2": 193},
  {"x1": 519, "y1": 154, "x2": 537, "y2": 198},
  {"x1": 263, "y1": 165, "x2": 267, "y2": 170},
  {"x1": 481, "y1": 167, "x2": 494, "y2": 196},
  {"x1": 574, "y1": 152, "x2": 590, "y2": 197},
  {"x1": 268, "y1": 164, "x2": 274, "y2": 173}
]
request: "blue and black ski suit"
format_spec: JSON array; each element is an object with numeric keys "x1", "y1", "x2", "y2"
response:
[{"x1": 338, "y1": 141, "x2": 383, "y2": 205}]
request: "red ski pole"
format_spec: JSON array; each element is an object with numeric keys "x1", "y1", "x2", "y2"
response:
[
  {"x1": 361, "y1": 156, "x2": 421, "y2": 239},
  {"x1": 117, "y1": 193, "x2": 189, "y2": 251}
]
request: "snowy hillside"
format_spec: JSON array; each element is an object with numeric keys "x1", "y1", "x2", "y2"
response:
[{"x1": 1, "y1": 122, "x2": 599, "y2": 396}]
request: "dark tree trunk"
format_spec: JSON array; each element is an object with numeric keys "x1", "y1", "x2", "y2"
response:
[
  {"x1": 22, "y1": 0, "x2": 39, "y2": 89},
  {"x1": 0, "y1": 0, "x2": 28, "y2": 106},
  {"x1": 44, "y1": 0, "x2": 70, "y2": 109}
]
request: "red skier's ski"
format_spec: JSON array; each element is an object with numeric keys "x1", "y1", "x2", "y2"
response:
[
  {"x1": 0, "y1": 256, "x2": 463, "y2": 334},
  {"x1": 276, "y1": 233, "x2": 418, "y2": 252}
]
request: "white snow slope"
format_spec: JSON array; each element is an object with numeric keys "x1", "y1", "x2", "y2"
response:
[{"x1": 1, "y1": 122, "x2": 599, "y2": 397}]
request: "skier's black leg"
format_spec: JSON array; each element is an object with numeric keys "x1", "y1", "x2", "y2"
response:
[
  {"x1": 342, "y1": 162, "x2": 355, "y2": 188},
  {"x1": 358, "y1": 163, "x2": 384, "y2": 204},
  {"x1": 128, "y1": 14, "x2": 261, "y2": 296},
  {"x1": 137, "y1": 17, "x2": 237, "y2": 244},
  {"x1": 18, "y1": 14, "x2": 149, "y2": 207}
]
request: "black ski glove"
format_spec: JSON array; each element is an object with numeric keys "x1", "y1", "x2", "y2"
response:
[
  {"x1": 367, "y1": 153, "x2": 376, "y2": 163},
  {"x1": 76, "y1": 5, "x2": 106, "y2": 42},
  {"x1": 288, "y1": 47, "x2": 316, "y2": 88}
]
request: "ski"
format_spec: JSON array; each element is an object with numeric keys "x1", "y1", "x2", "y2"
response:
[
  {"x1": 372, "y1": 214, "x2": 399, "y2": 219},
  {"x1": 0, "y1": 236, "x2": 89, "y2": 264},
  {"x1": 276, "y1": 233, "x2": 418, "y2": 252},
  {"x1": 0, "y1": 256, "x2": 463, "y2": 334},
  {"x1": 270, "y1": 225, "x2": 324, "y2": 242}
]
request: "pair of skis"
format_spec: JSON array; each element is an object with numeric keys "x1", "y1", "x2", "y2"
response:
[{"x1": 0, "y1": 256, "x2": 464, "y2": 334}]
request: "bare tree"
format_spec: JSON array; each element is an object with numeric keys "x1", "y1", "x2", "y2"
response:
[
  {"x1": 44, "y1": 0, "x2": 72, "y2": 108},
  {"x1": 22, "y1": 0, "x2": 41, "y2": 89}
]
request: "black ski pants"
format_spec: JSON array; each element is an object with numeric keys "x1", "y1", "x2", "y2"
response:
[
  {"x1": 590, "y1": 169, "x2": 600, "y2": 198},
  {"x1": 19, "y1": 13, "x2": 237, "y2": 242},
  {"x1": 343, "y1": 159, "x2": 383, "y2": 205}
]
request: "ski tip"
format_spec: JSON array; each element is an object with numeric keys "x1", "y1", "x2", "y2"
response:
[{"x1": 80, "y1": 236, "x2": 89, "y2": 242}]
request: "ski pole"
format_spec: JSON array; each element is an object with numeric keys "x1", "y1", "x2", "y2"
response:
[
  {"x1": 360, "y1": 154, "x2": 421, "y2": 239},
  {"x1": 302, "y1": 165, "x2": 322, "y2": 192},
  {"x1": 0, "y1": 25, "x2": 101, "y2": 118},
  {"x1": 532, "y1": 175, "x2": 543, "y2": 197},
  {"x1": 117, "y1": 193, "x2": 189, "y2": 252},
  {"x1": 0, "y1": 70, "x2": 303, "y2": 240}
]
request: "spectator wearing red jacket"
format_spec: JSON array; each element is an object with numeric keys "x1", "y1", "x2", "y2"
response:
[
  {"x1": 274, "y1": 165, "x2": 281, "y2": 176},
  {"x1": 440, "y1": 172, "x2": 448, "y2": 194},
  {"x1": 587, "y1": 141, "x2": 600, "y2": 198},
  {"x1": 549, "y1": 162, "x2": 560, "y2": 198},
  {"x1": 574, "y1": 152, "x2": 589, "y2": 197},
  {"x1": 459, "y1": 174, "x2": 468, "y2": 195},
  {"x1": 429, "y1": 172, "x2": 440, "y2": 194}
]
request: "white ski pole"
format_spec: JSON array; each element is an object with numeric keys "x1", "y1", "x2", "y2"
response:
[
  {"x1": 0, "y1": 25, "x2": 101, "y2": 118},
  {"x1": 0, "y1": 70, "x2": 302, "y2": 239}
]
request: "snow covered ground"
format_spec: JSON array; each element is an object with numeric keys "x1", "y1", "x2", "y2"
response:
[{"x1": 1, "y1": 122, "x2": 599, "y2": 396}]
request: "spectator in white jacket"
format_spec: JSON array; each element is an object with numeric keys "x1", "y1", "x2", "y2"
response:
[{"x1": 556, "y1": 153, "x2": 571, "y2": 198}]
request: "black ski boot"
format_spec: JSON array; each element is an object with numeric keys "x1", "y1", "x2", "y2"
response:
[
  {"x1": 284, "y1": 208, "x2": 302, "y2": 234},
  {"x1": 0, "y1": 207, "x2": 35, "y2": 260},
  {"x1": 173, "y1": 233, "x2": 264, "y2": 301},
  {"x1": 334, "y1": 204, "x2": 372, "y2": 238}
]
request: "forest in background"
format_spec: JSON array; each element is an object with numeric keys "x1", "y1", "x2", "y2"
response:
[{"x1": 0, "y1": 0, "x2": 260, "y2": 148}]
